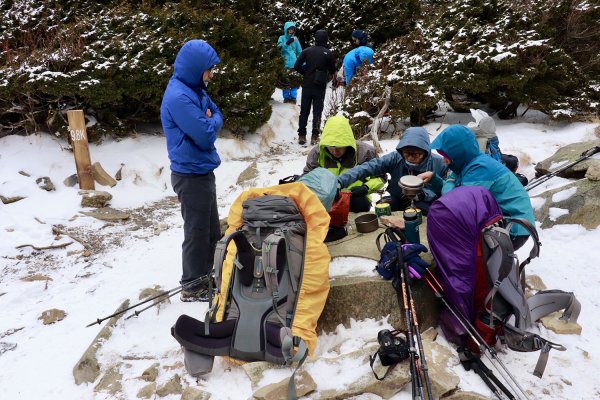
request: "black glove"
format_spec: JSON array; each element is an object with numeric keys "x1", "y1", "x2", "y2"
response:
[
  {"x1": 350, "y1": 185, "x2": 369, "y2": 197},
  {"x1": 286, "y1": 37, "x2": 295, "y2": 45}
]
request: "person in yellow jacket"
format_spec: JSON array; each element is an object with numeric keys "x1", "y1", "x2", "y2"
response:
[{"x1": 303, "y1": 115, "x2": 386, "y2": 212}]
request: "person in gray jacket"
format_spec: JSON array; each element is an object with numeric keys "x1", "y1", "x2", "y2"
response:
[{"x1": 337, "y1": 127, "x2": 448, "y2": 215}]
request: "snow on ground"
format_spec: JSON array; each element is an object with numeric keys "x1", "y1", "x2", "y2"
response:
[{"x1": 1, "y1": 89, "x2": 599, "y2": 399}]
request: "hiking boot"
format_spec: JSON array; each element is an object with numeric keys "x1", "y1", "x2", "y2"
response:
[
  {"x1": 180, "y1": 280, "x2": 211, "y2": 302},
  {"x1": 298, "y1": 135, "x2": 307, "y2": 145},
  {"x1": 310, "y1": 135, "x2": 319, "y2": 145}
]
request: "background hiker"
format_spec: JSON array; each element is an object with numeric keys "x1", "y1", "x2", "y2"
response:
[
  {"x1": 303, "y1": 115, "x2": 385, "y2": 212},
  {"x1": 294, "y1": 29, "x2": 336, "y2": 145},
  {"x1": 161, "y1": 39, "x2": 223, "y2": 302},
  {"x1": 467, "y1": 109, "x2": 501, "y2": 161},
  {"x1": 501, "y1": 154, "x2": 529, "y2": 186},
  {"x1": 342, "y1": 29, "x2": 374, "y2": 86},
  {"x1": 338, "y1": 127, "x2": 447, "y2": 215},
  {"x1": 277, "y1": 21, "x2": 302, "y2": 104},
  {"x1": 430, "y1": 124, "x2": 535, "y2": 249}
]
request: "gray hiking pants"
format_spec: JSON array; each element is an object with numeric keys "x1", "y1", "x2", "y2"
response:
[{"x1": 171, "y1": 172, "x2": 221, "y2": 288}]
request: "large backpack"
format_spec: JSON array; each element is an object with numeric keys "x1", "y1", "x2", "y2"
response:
[
  {"x1": 171, "y1": 183, "x2": 331, "y2": 384},
  {"x1": 427, "y1": 186, "x2": 581, "y2": 377}
]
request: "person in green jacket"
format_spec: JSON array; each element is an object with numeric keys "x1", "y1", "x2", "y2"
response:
[{"x1": 304, "y1": 115, "x2": 385, "y2": 212}]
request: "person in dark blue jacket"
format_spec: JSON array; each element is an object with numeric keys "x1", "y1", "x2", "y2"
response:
[
  {"x1": 161, "y1": 40, "x2": 223, "y2": 302},
  {"x1": 337, "y1": 127, "x2": 448, "y2": 214},
  {"x1": 342, "y1": 29, "x2": 374, "y2": 85},
  {"x1": 430, "y1": 124, "x2": 535, "y2": 249}
]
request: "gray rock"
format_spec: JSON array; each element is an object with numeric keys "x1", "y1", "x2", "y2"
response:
[
  {"x1": 443, "y1": 391, "x2": 490, "y2": 400},
  {"x1": 533, "y1": 179, "x2": 600, "y2": 229},
  {"x1": 94, "y1": 365, "x2": 122, "y2": 395},
  {"x1": 0, "y1": 342, "x2": 17, "y2": 356},
  {"x1": 73, "y1": 300, "x2": 129, "y2": 385},
  {"x1": 242, "y1": 361, "x2": 284, "y2": 389},
  {"x1": 155, "y1": 373, "x2": 182, "y2": 397},
  {"x1": 140, "y1": 362, "x2": 159, "y2": 382},
  {"x1": 318, "y1": 274, "x2": 439, "y2": 334},
  {"x1": 137, "y1": 382, "x2": 156, "y2": 398},
  {"x1": 316, "y1": 344, "x2": 411, "y2": 399},
  {"x1": 525, "y1": 274, "x2": 547, "y2": 291},
  {"x1": 253, "y1": 370, "x2": 316, "y2": 400},
  {"x1": 115, "y1": 163, "x2": 125, "y2": 181},
  {"x1": 237, "y1": 161, "x2": 259, "y2": 186},
  {"x1": 36, "y1": 176, "x2": 55, "y2": 191},
  {"x1": 80, "y1": 207, "x2": 130, "y2": 222},
  {"x1": 80, "y1": 190, "x2": 112, "y2": 208},
  {"x1": 0, "y1": 195, "x2": 25, "y2": 204},
  {"x1": 540, "y1": 312, "x2": 582, "y2": 335},
  {"x1": 182, "y1": 386, "x2": 211, "y2": 400},
  {"x1": 534, "y1": 139, "x2": 600, "y2": 178},
  {"x1": 38, "y1": 308, "x2": 66, "y2": 325},
  {"x1": 92, "y1": 162, "x2": 118, "y2": 187},
  {"x1": 63, "y1": 174, "x2": 79, "y2": 187},
  {"x1": 422, "y1": 337, "x2": 460, "y2": 398},
  {"x1": 585, "y1": 160, "x2": 600, "y2": 181}
]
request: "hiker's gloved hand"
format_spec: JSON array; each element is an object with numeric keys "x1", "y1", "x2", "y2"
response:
[
  {"x1": 401, "y1": 243, "x2": 429, "y2": 279},
  {"x1": 350, "y1": 185, "x2": 369, "y2": 197},
  {"x1": 286, "y1": 37, "x2": 295, "y2": 45}
]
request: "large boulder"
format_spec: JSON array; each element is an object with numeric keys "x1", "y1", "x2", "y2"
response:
[
  {"x1": 534, "y1": 140, "x2": 600, "y2": 178},
  {"x1": 532, "y1": 179, "x2": 600, "y2": 229}
]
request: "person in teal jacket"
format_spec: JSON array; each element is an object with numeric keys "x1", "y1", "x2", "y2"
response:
[
  {"x1": 277, "y1": 21, "x2": 302, "y2": 103},
  {"x1": 429, "y1": 124, "x2": 535, "y2": 250},
  {"x1": 342, "y1": 29, "x2": 374, "y2": 85}
]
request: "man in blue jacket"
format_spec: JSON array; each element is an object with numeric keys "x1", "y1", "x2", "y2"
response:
[
  {"x1": 277, "y1": 21, "x2": 302, "y2": 103},
  {"x1": 430, "y1": 124, "x2": 535, "y2": 249},
  {"x1": 343, "y1": 29, "x2": 374, "y2": 86},
  {"x1": 161, "y1": 40, "x2": 223, "y2": 302},
  {"x1": 337, "y1": 127, "x2": 447, "y2": 214}
]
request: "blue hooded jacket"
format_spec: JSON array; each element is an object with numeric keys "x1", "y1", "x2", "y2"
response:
[
  {"x1": 431, "y1": 125, "x2": 535, "y2": 236},
  {"x1": 338, "y1": 127, "x2": 447, "y2": 203},
  {"x1": 343, "y1": 46, "x2": 374, "y2": 85},
  {"x1": 277, "y1": 21, "x2": 302, "y2": 69},
  {"x1": 161, "y1": 40, "x2": 223, "y2": 175}
]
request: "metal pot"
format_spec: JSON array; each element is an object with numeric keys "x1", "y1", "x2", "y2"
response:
[
  {"x1": 398, "y1": 175, "x2": 424, "y2": 198},
  {"x1": 355, "y1": 213, "x2": 379, "y2": 233}
]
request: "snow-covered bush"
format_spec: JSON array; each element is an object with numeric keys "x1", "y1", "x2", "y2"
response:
[{"x1": 0, "y1": 0, "x2": 279, "y2": 140}]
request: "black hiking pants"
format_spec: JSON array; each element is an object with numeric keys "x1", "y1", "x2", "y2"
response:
[
  {"x1": 171, "y1": 172, "x2": 221, "y2": 288},
  {"x1": 298, "y1": 86, "x2": 326, "y2": 137}
]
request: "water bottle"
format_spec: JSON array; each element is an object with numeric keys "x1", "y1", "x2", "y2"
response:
[{"x1": 403, "y1": 209, "x2": 420, "y2": 244}]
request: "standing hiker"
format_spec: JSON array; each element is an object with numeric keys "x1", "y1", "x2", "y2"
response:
[
  {"x1": 277, "y1": 21, "x2": 302, "y2": 104},
  {"x1": 428, "y1": 124, "x2": 535, "y2": 249},
  {"x1": 303, "y1": 115, "x2": 385, "y2": 212},
  {"x1": 337, "y1": 127, "x2": 447, "y2": 215},
  {"x1": 161, "y1": 39, "x2": 222, "y2": 302},
  {"x1": 342, "y1": 29, "x2": 374, "y2": 86},
  {"x1": 294, "y1": 29, "x2": 336, "y2": 146}
]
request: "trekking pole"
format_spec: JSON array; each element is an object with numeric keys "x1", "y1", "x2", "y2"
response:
[
  {"x1": 474, "y1": 355, "x2": 516, "y2": 400},
  {"x1": 424, "y1": 272, "x2": 529, "y2": 400},
  {"x1": 398, "y1": 262, "x2": 425, "y2": 400},
  {"x1": 525, "y1": 146, "x2": 600, "y2": 191},
  {"x1": 86, "y1": 276, "x2": 208, "y2": 327},
  {"x1": 403, "y1": 263, "x2": 434, "y2": 400},
  {"x1": 124, "y1": 287, "x2": 184, "y2": 321}
]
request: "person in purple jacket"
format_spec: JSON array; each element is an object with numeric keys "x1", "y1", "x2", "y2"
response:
[{"x1": 160, "y1": 40, "x2": 222, "y2": 302}]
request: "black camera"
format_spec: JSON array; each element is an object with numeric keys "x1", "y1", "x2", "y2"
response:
[{"x1": 377, "y1": 329, "x2": 410, "y2": 366}]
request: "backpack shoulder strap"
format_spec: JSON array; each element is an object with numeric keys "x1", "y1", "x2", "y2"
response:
[
  {"x1": 376, "y1": 226, "x2": 407, "y2": 252},
  {"x1": 505, "y1": 218, "x2": 541, "y2": 271},
  {"x1": 205, "y1": 231, "x2": 254, "y2": 334},
  {"x1": 262, "y1": 232, "x2": 289, "y2": 327}
]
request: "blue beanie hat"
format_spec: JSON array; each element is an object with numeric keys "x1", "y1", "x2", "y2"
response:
[{"x1": 351, "y1": 29, "x2": 368, "y2": 45}]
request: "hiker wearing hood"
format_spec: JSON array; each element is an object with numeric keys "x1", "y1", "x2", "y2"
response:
[
  {"x1": 342, "y1": 29, "x2": 374, "y2": 85},
  {"x1": 430, "y1": 124, "x2": 535, "y2": 249},
  {"x1": 294, "y1": 29, "x2": 336, "y2": 145},
  {"x1": 161, "y1": 40, "x2": 223, "y2": 302},
  {"x1": 277, "y1": 21, "x2": 302, "y2": 103},
  {"x1": 337, "y1": 127, "x2": 447, "y2": 214},
  {"x1": 304, "y1": 116, "x2": 385, "y2": 212}
]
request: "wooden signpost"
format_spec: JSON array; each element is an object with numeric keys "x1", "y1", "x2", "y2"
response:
[{"x1": 66, "y1": 110, "x2": 95, "y2": 190}]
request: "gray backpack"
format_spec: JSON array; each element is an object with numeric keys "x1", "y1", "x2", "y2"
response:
[{"x1": 171, "y1": 195, "x2": 310, "y2": 395}]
